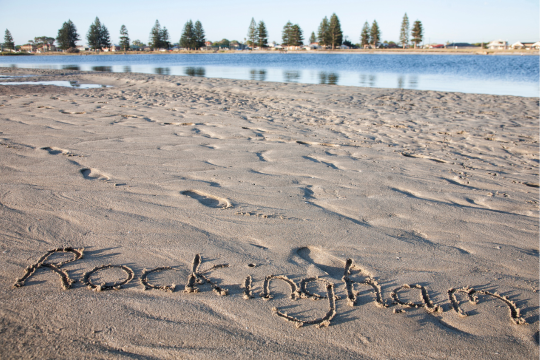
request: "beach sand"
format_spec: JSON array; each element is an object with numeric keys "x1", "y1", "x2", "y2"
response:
[{"x1": 0, "y1": 68, "x2": 538, "y2": 359}]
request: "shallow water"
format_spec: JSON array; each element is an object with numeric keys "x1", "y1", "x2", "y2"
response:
[
  {"x1": 0, "y1": 54, "x2": 538, "y2": 97},
  {"x1": 0, "y1": 80, "x2": 110, "y2": 88}
]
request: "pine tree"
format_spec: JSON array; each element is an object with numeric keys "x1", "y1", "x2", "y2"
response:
[
  {"x1": 328, "y1": 13, "x2": 343, "y2": 49},
  {"x1": 180, "y1": 20, "x2": 195, "y2": 49},
  {"x1": 399, "y1": 13, "x2": 409, "y2": 48},
  {"x1": 370, "y1": 20, "x2": 381, "y2": 47},
  {"x1": 101, "y1": 24, "x2": 111, "y2": 48},
  {"x1": 309, "y1": 32, "x2": 316, "y2": 44},
  {"x1": 360, "y1": 22, "x2": 370, "y2": 47},
  {"x1": 257, "y1": 21, "x2": 268, "y2": 48},
  {"x1": 161, "y1": 27, "x2": 170, "y2": 49},
  {"x1": 150, "y1": 20, "x2": 162, "y2": 49},
  {"x1": 3, "y1": 29, "x2": 15, "y2": 50},
  {"x1": 317, "y1": 17, "x2": 329, "y2": 47},
  {"x1": 57, "y1": 20, "x2": 80, "y2": 50},
  {"x1": 194, "y1": 21, "x2": 205, "y2": 49},
  {"x1": 87, "y1": 17, "x2": 104, "y2": 50},
  {"x1": 291, "y1": 24, "x2": 303, "y2": 46},
  {"x1": 282, "y1": 21, "x2": 293, "y2": 46},
  {"x1": 411, "y1": 20, "x2": 423, "y2": 48},
  {"x1": 247, "y1": 18, "x2": 258, "y2": 48},
  {"x1": 119, "y1": 25, "x2": 130, "y2": 51}
]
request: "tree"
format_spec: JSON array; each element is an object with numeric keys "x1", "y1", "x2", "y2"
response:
[
  {"x1": 399, "y1": 13, "x2": 409, "y2": 48},
  {"x1": 411, "y1": 20, "x2": 423, "y2": 48},
  {"x1": 282, "y1": 21, "x2": 293, "y2": 46},
  {"x1": 180, "y1": 20, "x2": 195, "y2": 49},
  {"x1": 194, "y1": 21, "x2": 205, "y2": 49},
  {"x1": 161, "y1": 27, "x2": 170, "y2": 49},
  {"x1": 56, "y1": 20, "x2": 80, "y2": 50},
  {"x1": 150, "y1": 20, "x2": 163, "y2": 49},
  {"x1": 4, "y1": 29, "x2": 15, "y2": 50},
  {"x1": 317, "y1": 17, "x2": 330, "y2": 47},
  {"x1": 119, "y1": 25, "x2": 130, "y2": 51},
  {"x1": 328, "y1": 13, "x2": 343, "y2": 49},
  {"x1": 257, "y1": 21, "x2": 268, "y2": 48},
  {"x1": 101, "y1": 24, "x2": 111, "y2": 48},
  {"x1": 309, "y1": 31, "x2": 316, "y2": 44},
  {"x1": 370, "y1": 20, "x2": 381, "y2": 47},
  {"x1": 291, "y1": 24, "x2": 303, "y2": 46},
  {"x1": 87, "y1": 17, "x2": 110, "y2": 50},
  {"x1": 247, "y1": 18, "x2": 258, "y2": 47},
  {"x1": 360, "y1": 22, "x2": 370, "y2": 47}
]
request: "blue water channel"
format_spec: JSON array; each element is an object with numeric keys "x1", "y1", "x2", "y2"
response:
[{"x1": 0, "y1": 53, "x2": 538, "y2": 97}]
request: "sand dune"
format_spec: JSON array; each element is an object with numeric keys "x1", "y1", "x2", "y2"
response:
[{"x1": 0, "y1": 68, "x2": 538, "y2": 359}]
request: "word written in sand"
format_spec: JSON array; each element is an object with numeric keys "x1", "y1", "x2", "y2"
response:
[{"x1": 13, "y1": 247, "x2": 527, "y2": 328}]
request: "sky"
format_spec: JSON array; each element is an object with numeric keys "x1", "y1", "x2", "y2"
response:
[{"x1": 1, "y1": 0, "x2": 538, "y2": 46}]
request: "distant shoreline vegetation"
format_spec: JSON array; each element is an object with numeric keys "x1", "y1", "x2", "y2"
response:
[{"x1": 1, "y1": 49, "x2": 537, "y2": 57}]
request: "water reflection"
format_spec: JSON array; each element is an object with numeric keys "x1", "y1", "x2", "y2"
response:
[
  {"x1": 408, "y1": 75, "x2": 418, "y2": 89},
  {"x1": 318, "y1": 72, "x2": 339, "y2": 85},
  {"x1": 69, "y1": 80, "x2": 80, "y2": 87},
  {"x1": 154, "y1": 67, "x2": 170, "y2": 75},
  {"x1": 123, "y1": 66, "x2": 132, "y2": 73},
  {"x1": 184, "y1": 67, "x2": 205, "y2": 77},
  {"x1": 397, "y1": 76, "x2": 404, "y2": 89},
  {"x1": 369, "y1": 75, "x2": 376, "y2": 87},
  {"x1": 62, "y1": 65, "x2": 80, "y2": 71},
  {"x1": 249, "y1": 69, "x2": 266, "y2": 81},
  {"x1": 359, "y1": 74, "x2": 367, "y2": 86},
  {"x1": 283, "y1": 70, "x2": 300, "y2": 82},
  {"x1": 91, "y1": 66, "x2": 112, "y2": 72}
]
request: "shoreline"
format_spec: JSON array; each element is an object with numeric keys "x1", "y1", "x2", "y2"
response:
[
  {"x1": 2, "y1": 48, "x2": 539, "y2": 56},
  {"x1": 0, "y1": 68, "x2": 538, "y2": 359}
]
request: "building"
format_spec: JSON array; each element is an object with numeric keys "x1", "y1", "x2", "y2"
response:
[
  {"x1": 76, "y1": 45, "x2": 89, "y2": 51},
  {"x1": 38, "y1": 44, "x2": 56, "y2": 52},
  {"x1": 20, "y1": 44, "x2": 36, "y2": 52},
  {"x1": 511, "y1": 42, "x2": 538, "y2": 50},
  {"x1": 487, "y1": 40, "x2": 507, "y2": 50}
]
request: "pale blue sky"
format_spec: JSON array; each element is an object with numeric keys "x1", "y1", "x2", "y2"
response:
[{"x1": 1, "y1": 0, "x2": 538, "y2": 46}]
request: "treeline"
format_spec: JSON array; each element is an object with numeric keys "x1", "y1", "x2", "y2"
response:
[{"x1": 3, "y1": 13, "x2": 425, "y2": 52}]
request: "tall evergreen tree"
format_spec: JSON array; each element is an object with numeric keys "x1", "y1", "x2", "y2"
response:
[
  {"x1": 317, "y1": 17, "x2": 330, "y2": 47},
  {"x1": 56, "y1": 20, "x2": 80, "y2": 50},
  {"x1": 87, "y1": 17, "x2": 110, "y2": 50},
  {"x1": 291, "y1": 24, "x2": 303, "y2": 46},
  {"x1": 411, "y1": 20, "x2": 423, "y2": 48},
  {"x1": 328, "y1": 13, "x2": 343, "y2": 49},
  {"x1": 247, "y1": 18, "x2": 258, "y2": 47},
  {"x1": 3, "y1": 29, "x2": 15, "y2": 50},
  {"x1": 360, "y1": 22, "x2": 370, "y2": 47},
  {"x1": 180, "y1": 20, "x2": 195, "y2": 49},
  {"x1": 101, "y1": 24, "x2": 111, "y2": 48},
  {"x1": 370, "y1": 20, "x2": 381, "y2": 47},
  {"x1": 161, "y1": 27, "x2": 170, "y2": 49},
  {"x1": 150, "y1": 20, "x2": 163, "y2": 49},
  {"x1": 119, "y1": 25, "x2": 130, "y2": 51},
  {"x1": 257, "y1": 21, "x2": 268, "y2": 48},
  {"x1": 399, "y1": 13, "x2": 409, "y2": 48},
  {"x1": 309, "y1": 31, "x2": 316, "y2": 44},
  {"x1": 194, "y1": 21, "x2": 205, "y2": 49},
  {"x1": 282, "y1": 21, "x2": 293, "y2": 46}
]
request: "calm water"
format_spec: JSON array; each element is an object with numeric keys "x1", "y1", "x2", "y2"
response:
[{"x1": 0, "y1": 54, "x2": 538, "y2": 97}]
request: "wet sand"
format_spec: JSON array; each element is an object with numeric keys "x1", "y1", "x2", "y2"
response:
[{"x1": 0, "y1": 68, "x2": 538, "y2": 359}]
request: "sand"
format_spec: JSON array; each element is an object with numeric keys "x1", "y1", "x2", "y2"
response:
[{"x1": 0, "y1": 67, "x2": 538, "y2": 359}]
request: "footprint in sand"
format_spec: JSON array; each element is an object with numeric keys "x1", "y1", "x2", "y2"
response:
[
  {"x1": 80, "y1": 168, "x2": 110, "y2": 181},
  {"x1": 181, "y1": 190, "x2": 232, "y2": 209},
  {"x1": 41, "y1": 146, "x2": 72, "y2": 156}
]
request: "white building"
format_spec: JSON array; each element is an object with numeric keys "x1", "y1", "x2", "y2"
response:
[{"x1": 487, "y1": 40, "x2": 507, "y2": 50}]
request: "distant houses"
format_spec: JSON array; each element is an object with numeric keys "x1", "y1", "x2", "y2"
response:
[{"x1": 510, "y1": 41, "x2": 540, "y2": 50}]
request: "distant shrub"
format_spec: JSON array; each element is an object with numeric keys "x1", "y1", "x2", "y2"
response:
[{"x1": 66, "y1": 47, "x2": 80, "y2": 53}]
